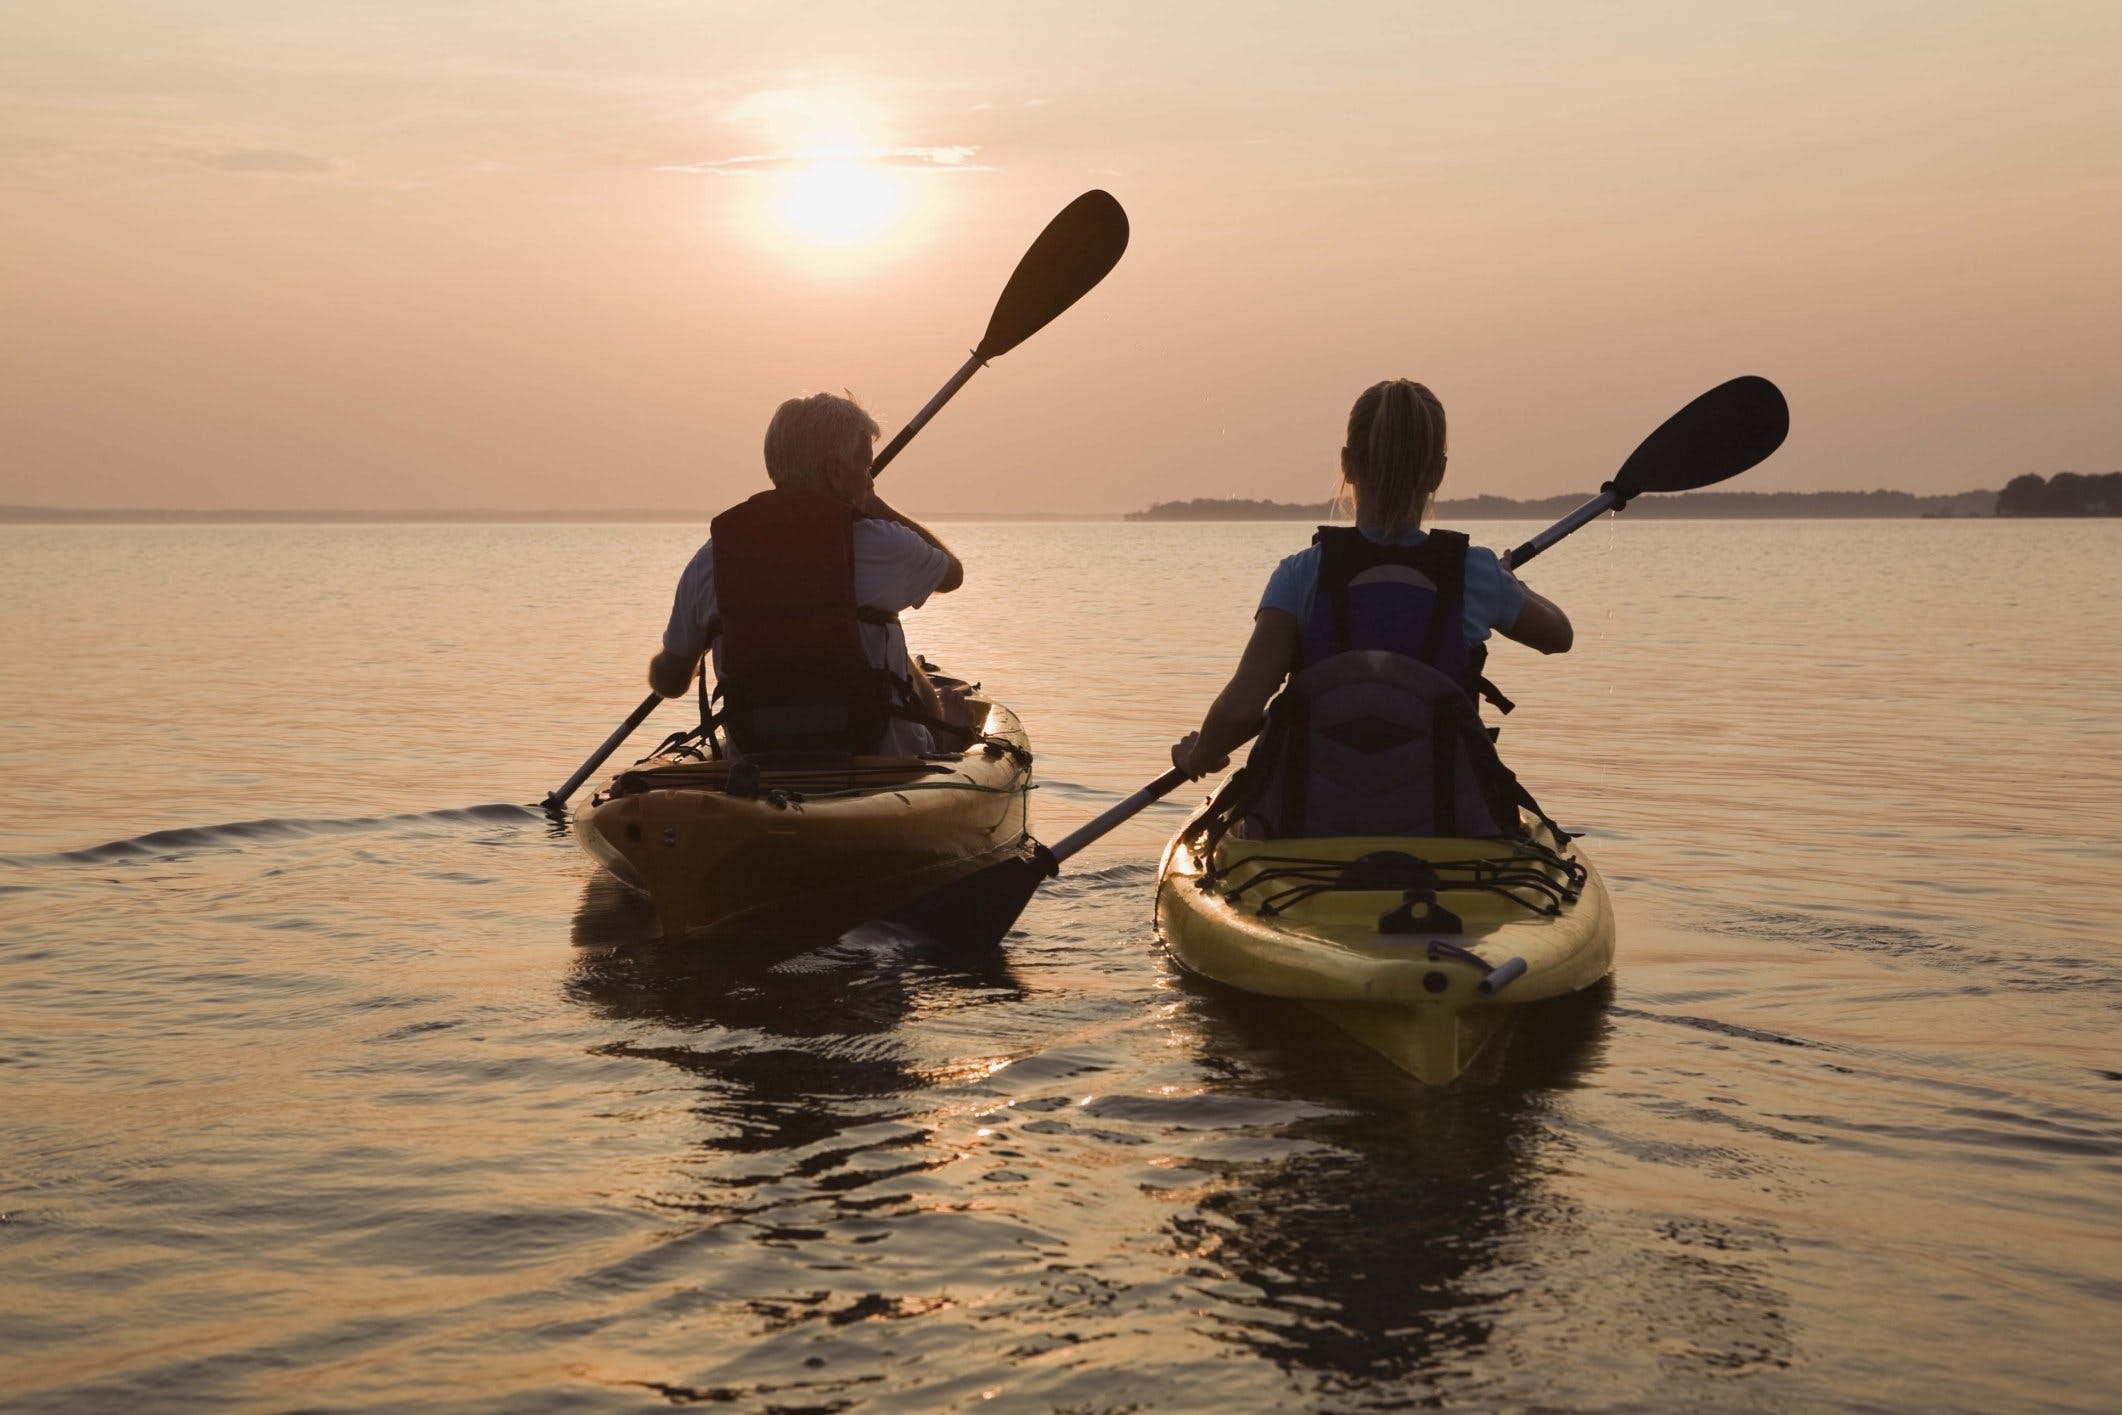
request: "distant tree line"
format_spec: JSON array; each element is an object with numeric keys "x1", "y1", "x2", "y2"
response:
[
  {"x1": 1125, "y1": 497, "x2": 1335, "y2": 520},
  {"x1": 1995, "y1": 473, "x2": 2121, "y2": 516}
]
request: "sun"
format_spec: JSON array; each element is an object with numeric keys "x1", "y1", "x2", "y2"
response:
[
  {"x1": 773, "y1": 158, "x2": 907, "y2": 249},
  {"x1": 721, "y1": 86, "x2": 931, "y2": 264}
]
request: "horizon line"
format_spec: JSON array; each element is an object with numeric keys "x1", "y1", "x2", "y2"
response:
[
  {"x1": 0, "y1": 486, "x2": 2005, "y2": 525},
  {"x1": 0, "y1": 506, "x2": 1116, "y2": 524}
]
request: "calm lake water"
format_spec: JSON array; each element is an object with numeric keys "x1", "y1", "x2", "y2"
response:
[{"x1": 2, "y1": 519, "x2": 2117, "y2": 1412}]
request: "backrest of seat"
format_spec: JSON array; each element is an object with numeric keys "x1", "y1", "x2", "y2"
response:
[{"x1": 1245, "y1": 650, "x2": 1520, "y2": 840}]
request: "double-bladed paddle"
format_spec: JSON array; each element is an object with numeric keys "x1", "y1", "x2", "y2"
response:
[
  {"x1": 541, "y1": 191, "x2": 1131, "y2": 813},
  {"x1": 886, "y1": 374, "x2": 1790, "y2": 950}
]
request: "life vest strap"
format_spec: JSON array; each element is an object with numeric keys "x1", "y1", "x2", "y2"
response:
[
  {"x1": 1305, "y1": 526, "x2": 1478, "y2": 688},
  {"x1": 1418, "y1": 529, "x2": 1468, "y2": 665}
]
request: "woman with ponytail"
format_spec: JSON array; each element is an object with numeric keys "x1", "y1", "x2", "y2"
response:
[{"x1": 1170, "y1": 379, "x2": 1572, "y2": 790}]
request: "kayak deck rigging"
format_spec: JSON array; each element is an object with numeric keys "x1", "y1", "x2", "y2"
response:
[
  {"x1": 1202, "y1": 839, "x2": 1588, "y2": 922},
  {"x1": 1155, "y1": 806, "x2": 1616, "y2": 1085}
]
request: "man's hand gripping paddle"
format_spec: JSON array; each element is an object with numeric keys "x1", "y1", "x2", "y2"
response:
[{"x1": 541, "y1": 192, "x2": 1130, "y2": 814}]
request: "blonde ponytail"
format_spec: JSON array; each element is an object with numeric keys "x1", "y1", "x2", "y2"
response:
[{"x1": 1343, "y1": 379, "x2": 1447, "y2": 537}]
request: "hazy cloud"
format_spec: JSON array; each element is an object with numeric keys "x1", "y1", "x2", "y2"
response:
[
  {"x1": 661, "y1": 145, "x2": 989, "y2": 175},
  {"x1": 196, "y1": 148, "x2": 335, "y2": 175}
]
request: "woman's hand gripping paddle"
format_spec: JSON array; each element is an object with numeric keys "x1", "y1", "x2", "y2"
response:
[
  {"x1": 541, "y1": 191, "x2": 1131, "y2": 814},
  {"x1": 888, "y1": 374, "x2": 1789, "y2": 949}
]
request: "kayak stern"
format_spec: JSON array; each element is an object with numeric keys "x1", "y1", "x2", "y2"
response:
[{"x1": 1155, "y1": 807, "x2": 1615, "y2": 1085}]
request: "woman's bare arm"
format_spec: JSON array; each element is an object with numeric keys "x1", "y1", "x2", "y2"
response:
[
  {"x1": 1170, "y1": 610, "x2": 1299, "y2": 777},
  {"x1": 1500, "y1": 583, "x2": 1573, "y2": 654}
]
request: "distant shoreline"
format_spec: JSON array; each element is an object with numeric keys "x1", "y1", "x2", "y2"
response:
[{"x1": 1126, "y1": 490, "x2": 2002, "y2": 520}]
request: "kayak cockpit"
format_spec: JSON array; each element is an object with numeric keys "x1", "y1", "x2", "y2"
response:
[
  {"x1": 591, "y1": 693, "x2": 1018, "y2": 805},
  {"x1": 573, "y1": 686, "x2": 1034, "y2": 945}
]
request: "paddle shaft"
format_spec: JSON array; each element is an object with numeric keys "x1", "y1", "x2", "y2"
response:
[
  {"x1": 1503, "y1": 486, "x2": 1623, "y2": 570},
  {"x1": 1047, "y1": 767, "x2": 1191, "y2": 865},
  {"x1": 905, "y1": 372, "x2": 1790, "y2": 934},
  {"x1": 871, "y1": 352, "x2": 983, "y2": 478},
  {"x1": 960, "y1": 477, "x2": 1647, "y2": 915},
  {"x1": 543, "y1": 692, "x2": 662, "y2": 811}
]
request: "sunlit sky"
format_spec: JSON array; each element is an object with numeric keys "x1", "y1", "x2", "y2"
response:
[{"x1": 3, "y1": 2, "x2": 2117, "y2": 512}]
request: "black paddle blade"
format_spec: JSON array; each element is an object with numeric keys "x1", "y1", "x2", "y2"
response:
[
  {"x1": 1612, "y1": 375, "x2": 1789, "y2": 498},
  {"x1": 974, "y1": 190, "x2": 1129, "y2": 362},
  {"x1": 882, "y1": 842, "x2": 1057, "y2": 951}
]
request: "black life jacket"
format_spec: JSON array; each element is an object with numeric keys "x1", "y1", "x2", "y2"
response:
[
  {"x1": 1298, "y1": 527, "x2": 1480, "y2": 685},
  {"x1": 1235, "y1": 527, "x2": 1543, "y2": 841},
  {"x1": 705, "y1": 486, "x2": 909, "y2": 756}
]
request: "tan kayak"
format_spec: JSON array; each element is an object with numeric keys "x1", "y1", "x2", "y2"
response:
[
  {"x1": 575, "y1": 684, "x2": 1033, "y2": 943},
  {"x1": 1155, "y1": 807, "x2": 1614, "y2": 1084}
]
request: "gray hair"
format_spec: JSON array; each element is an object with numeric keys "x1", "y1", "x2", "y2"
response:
[{"x1": 763, "y1": 392, "x2": 881, "y2": 491}]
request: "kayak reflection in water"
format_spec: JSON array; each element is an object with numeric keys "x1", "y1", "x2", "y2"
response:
[
  {"x1": 647, "y1": 391, "x2": 974, "y2": 755},
  {"x1": 1170, "y1": 378, "x2": 1573, "y2": 827}
]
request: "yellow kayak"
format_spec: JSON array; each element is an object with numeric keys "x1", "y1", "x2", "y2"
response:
[
  {"x1": 575, "y1": 684, "x2": 1033, "y2": 943},
  {"x1": 1155, "y1": 805, "x2": 1614, "y2": 1084}
]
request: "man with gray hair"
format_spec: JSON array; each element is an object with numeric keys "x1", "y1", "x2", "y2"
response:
[{"x1": 647, "y1": 391, "x2": 967, "y2": 757}]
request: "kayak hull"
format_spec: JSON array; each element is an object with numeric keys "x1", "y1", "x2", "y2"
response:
[
  {"x1": 575, "y1": 695, "x2": 1032, "y2": 944},
  {"x1": 1155, "y1": 806, "x2": 1614, "y2": 1084}
]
